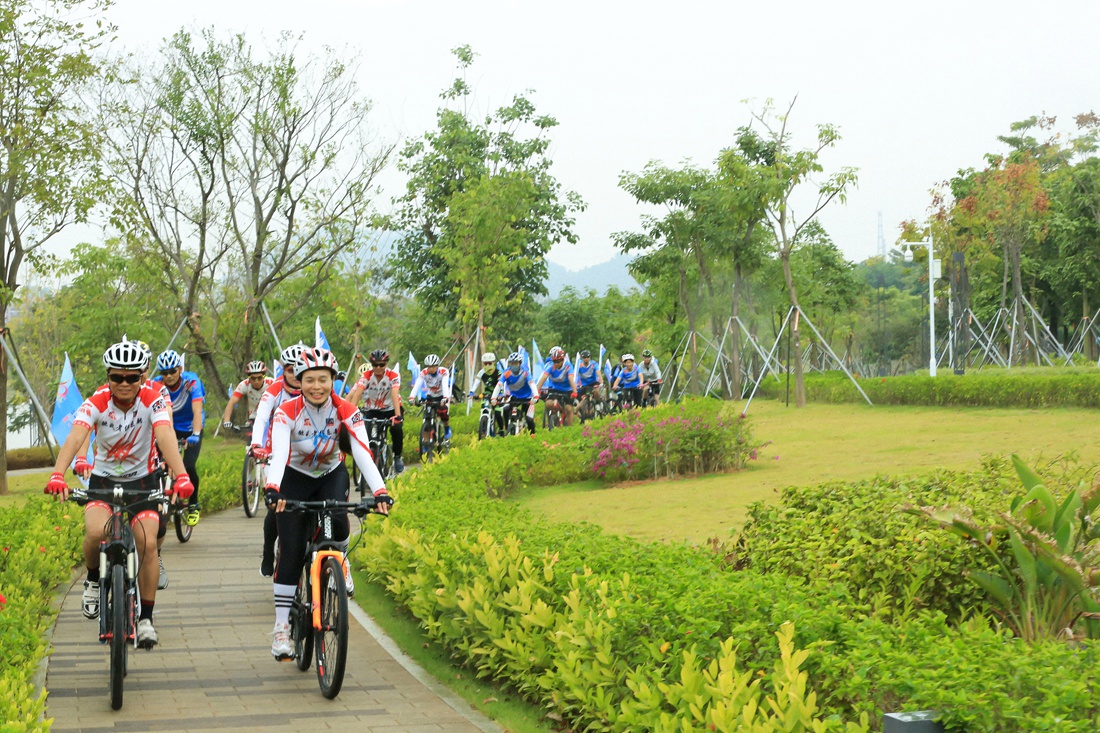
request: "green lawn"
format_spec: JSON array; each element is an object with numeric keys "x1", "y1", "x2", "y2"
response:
[{"x1": 516, "y1": 399, "x2": 1100, "y2": 544}]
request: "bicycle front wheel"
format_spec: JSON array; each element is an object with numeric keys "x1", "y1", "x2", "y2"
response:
[
  {"x1": 420, "y1": 424, "x2": 434, "y2": 464},
  {"x1": 293, "y1": 568, "x2": 314, "y2": 671},
  {"x1": 174, "y1": 508, "x2": 192, "y2": 543},
  {"x1": 242, "y1": 455, "x2": 260, "y2": 517},
  {"x1": 109, "y1": 568, "x2": 126, "y2": 710},
  {"x1": 315, "y1": 556, "x2": 349, "y2": 699}
]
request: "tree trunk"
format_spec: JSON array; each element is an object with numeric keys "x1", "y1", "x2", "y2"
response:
[
  {"x1": 680, "y1": 267, "x2": 698, "y2": 395},
  {"x1": 780, "y1": 249, "x2": 806, "y2": 407},
  {"x1": 186, "y1": 317, "x2": 229, "y2": 406},
  {"x1": 0, "y1": 308, "x2": 8, "y2": 495}
]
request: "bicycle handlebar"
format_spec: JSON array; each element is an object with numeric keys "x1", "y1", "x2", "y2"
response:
[
  {"x1": 70, "y1": 485, "x2": 165, "y2": 507},
  {"x1": 278, "y1": 497, "x2": 392, "y2": 517}
]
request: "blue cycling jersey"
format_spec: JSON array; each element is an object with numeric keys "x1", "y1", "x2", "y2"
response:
[
  {"x1": 154, "y1": 370, "x2": 206, "y2": 432},
  {"x1": 575, "y1": 360, "x2": 600, "y2": 386},
  {"x1": 618, "y1": 366, "x2": 642, "y2": 389},
  {"x1": 501, "y1": 369, "x2": 535, "y2": 400},
  {"x1": 543, "y1": 361, "x2": 573, "y2": 391}
]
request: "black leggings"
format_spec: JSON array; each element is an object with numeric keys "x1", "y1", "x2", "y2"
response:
[
  {"x1": 504, "y1": 400, "x2": 537, "y2": 433},
  {"x1": 174, "y1": 430, "x2": 201, "y2": 506},
  {"x1": 364, "y1": 408, "x2": 403, "y2": 459},
  {"x1": 272, "y1": 465, "x2": 350, "y2": 587}
]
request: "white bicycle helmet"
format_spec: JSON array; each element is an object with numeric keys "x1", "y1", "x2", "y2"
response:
[
  {"x1": 423, "y1": 354, "x2": 441, "y2": 367},
  {"x1": 156, "y1": 350, "x2": 183, "y2": 371},
  {"x1": 103, "y1": 340, "x2": 150, "y2": 372},
  {"x1": 281, "y1": 342, "x2": 307, "y2": 367},
  {"x1": 507, "y1": 352, "x2": 522, "y2": 363},
  {"x1": 246, "y1": 360, "x2": 266, "y2": 374},
  {"x1": 482, "y1": 352, "x2": 496, "y2": 364},
  {"x1": 293, "y1": 347, "x2": 339, "y2": 378},
  {"x1": 621, "y1": 353, "x2": 635, "y2": 362}
]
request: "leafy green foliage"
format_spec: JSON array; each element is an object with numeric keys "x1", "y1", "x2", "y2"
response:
[{"x1": 910, "y1": 455, "x2": 1100, "y2": 640}]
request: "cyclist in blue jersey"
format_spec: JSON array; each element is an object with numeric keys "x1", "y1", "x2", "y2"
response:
[
  {"x1": 153, "y1": 350, "x2": 206, "y2": 525},
  {"x1": 611, "y1": 353, "x2": 643, "y2": 409},
  {"x1": 575, "y1": 350, "x2": 602, "y2": 401},
  {"x1": 535, "y1": 346, "x2": 577, "y2": 427},
  {"x1": 491, "y1": 352, "x2": 539, "y2": 434}
]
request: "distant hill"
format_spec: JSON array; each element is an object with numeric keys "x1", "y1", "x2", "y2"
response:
[{"x1": 545, "y1": 255, "x2": 639, "y2": 299}]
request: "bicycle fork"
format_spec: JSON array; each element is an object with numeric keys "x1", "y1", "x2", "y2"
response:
[{"x1": 308, "y1": 549, "x2": 346, "y2": 630}]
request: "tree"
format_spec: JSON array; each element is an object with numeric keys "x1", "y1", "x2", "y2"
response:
[
  {"x1": 953, "y1": 157, "x2": 1049, "y2": 365},
  {"x1": 0, "y1": 0, "x2": 111, "y2": 492},
  {"x1": 442, "y1": 172, "x2": 541, "y2": 351},
  {"x1": 390, "y1": 44, "x2": 583, "y2": 356},
  {"x1": 734, "y1": 99, "x2": 858, "y2": 407}
]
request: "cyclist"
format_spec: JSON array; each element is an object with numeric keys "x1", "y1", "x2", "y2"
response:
[
  {"x1": 153, "y1": 350, "x2": 205, "y2": 526},
  {"x1": 639, "y1": 349, "x2": 663, "y2": 406},
  {"x1": 45, "y1": 340, "x2": 193, "y2": 649},
  {"x1": 574, "y1": 350, "x2": 602, "y2": 416},
  {"x1": 410, "y1": 354, "x2": 452, "y2": 443},
  {"x1": 611, "y1": 353, "x2": 644, "y2": 409},
  {"x1": 263, "y1": 347, "x2": 391, "y2": 661},
  {"x1": 491, "y1": 352, "x2": 538, "y2": 434},
  {"x1": 346, "y1": 348, "x2": 405, "y2": 474},
  {"x1": 250, "y1": 342, "x2": 308, "y2": 578},
  {"x1": 535, "y1": 346, "x2": 577, "y2": 427},
  {"x1": 221, "y1": 361, "x2": 273, "y2": 428},
  {"x1": 468, "y1": 352, "x2": 504, "y2": 435}
]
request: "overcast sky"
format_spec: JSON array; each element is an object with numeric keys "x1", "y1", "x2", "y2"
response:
[{"x1": 104, "y1": 0, "x2": 1100, "y2": 271}]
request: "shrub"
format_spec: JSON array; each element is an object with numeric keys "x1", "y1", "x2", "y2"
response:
[
  {"x1": 757, "y1": 368, "x2": 1100, "y2": 408},
  {"x1": 582, "y1": 399, "x2": 762, "y2": 482},
  {"x1": 7, "y1": 445, "x2": 55, "y2": 470}
]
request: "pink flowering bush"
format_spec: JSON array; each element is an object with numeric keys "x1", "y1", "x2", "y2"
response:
[{"x1": 581, "y1": 398, "x2": 763, "y2": 482}]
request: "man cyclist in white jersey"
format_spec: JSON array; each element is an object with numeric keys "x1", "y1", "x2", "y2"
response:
[
  {"x1": 410, "y1": 354, "x2": 452, "y2": 443},
  {"x1": 264, "y1": 347, "x2": 392, "y2": 661},
  {"x1": 222, "y1": 361, "x2": 273, "y2": 429},
  {"x1": 346, "y1": 348, "x2": 405, "y2": 474},
  {"x1": 45, "y1": 340, "x2": 193, "y2": 649},
  {"x1": 638, "y1": 349, "x2": 663, "y2": 406},
  {"x1": 250, "y1": 342, "x2": 308, "y2": 578}
]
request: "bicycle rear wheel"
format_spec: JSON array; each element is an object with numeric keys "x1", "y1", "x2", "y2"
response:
[
  {"x1": 293, "y1": 568, "x2": 313, "y2": 671},
  {"x1": 315, "y1": 556, "x2": 349, "y2": 699},
  {"x1": 109, "y1": 568, "x2": 126, "y2": 710}
]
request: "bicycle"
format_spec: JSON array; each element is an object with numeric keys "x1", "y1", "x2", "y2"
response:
[
  {"x1": 351, "y1": 415, "x2": 395, "y2": 491},
  {"x1": 226, "y1": 424, "x2": 263, "y2": 517},
  {"x1": 71, "y1": 483, "x2": 164, "y2": 710},
  {"x1": 502, "y1": 397, "x2": 534, "y2": 436},
  {"x1": 157, "y1": 439, "x2": 194, "y2": 542},
  {"x1": 643, "y1": 380, "x2": 663, "y2": 408},
  {"x1": 476, "y1": 397, "x2": 504, "y2": 439},
  {"x1": 283, "y1": 495, "x2": 391, "y2": 698},
  {"x1": 576, "y1": 387, "x2": 598, "y2": 423},
  {"x1": 416, "y1": 396, "x2": 449, "y2": 463}
]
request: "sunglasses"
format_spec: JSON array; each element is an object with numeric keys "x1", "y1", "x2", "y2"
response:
[
  {"x1": 159, "y1": 368, "x2": 180, "y2": 376},
  {"x1": 370, "y1": 362, "x2": 386, "y2": 367},
  {"x1": 108, "y1": 374, "x2": 143, "y2": 384}
]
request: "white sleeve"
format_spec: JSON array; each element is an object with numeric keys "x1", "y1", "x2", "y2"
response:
[
  {"x1": 264, "y1": 409, "x2": 291, "y2": 488},
  {"x1": 410, "y1": 374, "x2": 425, "y2": 399},
  {"x1": 250, "y1": 392, "x2": 275, "y2": 448},
  {"x1": 491, "y1": 380, "x2": 505, "y2": 399}
]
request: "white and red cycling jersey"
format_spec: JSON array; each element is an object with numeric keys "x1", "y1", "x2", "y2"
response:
[
  {"x1": 353, "y1": 368, "x2": 400, "y2": 411},
  {"x1": 74, "y1": 384, "x2": 171, "y2": 480},
  {"x1": 147, "y1": 379, "x2": 171, "y2": 403},
  {"x1": 250, "y1": 377, "x2": 300, "y2": 451},
  {"x1": 266, "y1": 392, "x2": 386, "y2": 494},
  {"x1": 233, "y1": 376, "x2": 274, "y2": 419},
  {"x1": 410, "y1": 367, "x2": 449, "y2": 401}
]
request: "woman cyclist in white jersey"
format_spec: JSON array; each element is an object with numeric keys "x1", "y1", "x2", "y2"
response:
[{"x1": 263, "y1": 347, "x2": 392, "y2": 661}]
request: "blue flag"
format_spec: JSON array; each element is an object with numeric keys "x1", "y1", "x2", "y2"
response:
[
  {"x1": 604, "y1": 359, "x2": 613, "y2": 383},
  {"x1": 531, "y1": 340, "x2": 544, "y2": 380},
  {"x1": 315, "y1": 317, "x2": 331, "y2": 351},
  {"x1": 407, "y1": 352, "x2": 420, "y2": 382},
  {"x1": 517, "y1": 345, "x2": 530, "y2": 374},
  {"x1": 51, "y1": 354, "x2": 83, "y2": 446}
]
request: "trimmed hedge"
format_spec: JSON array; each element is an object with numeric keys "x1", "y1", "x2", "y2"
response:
[
  {"x1": 357, "y1": 402, "x2": 1100, "y2": 732},
  {"x1": 757, "y1": 368, "x2": 1100, "y2": 408}
]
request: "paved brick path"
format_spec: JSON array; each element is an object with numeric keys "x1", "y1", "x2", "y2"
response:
[{"x1": 45, "y1": 508, "x2": 498, "y2": 733}]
